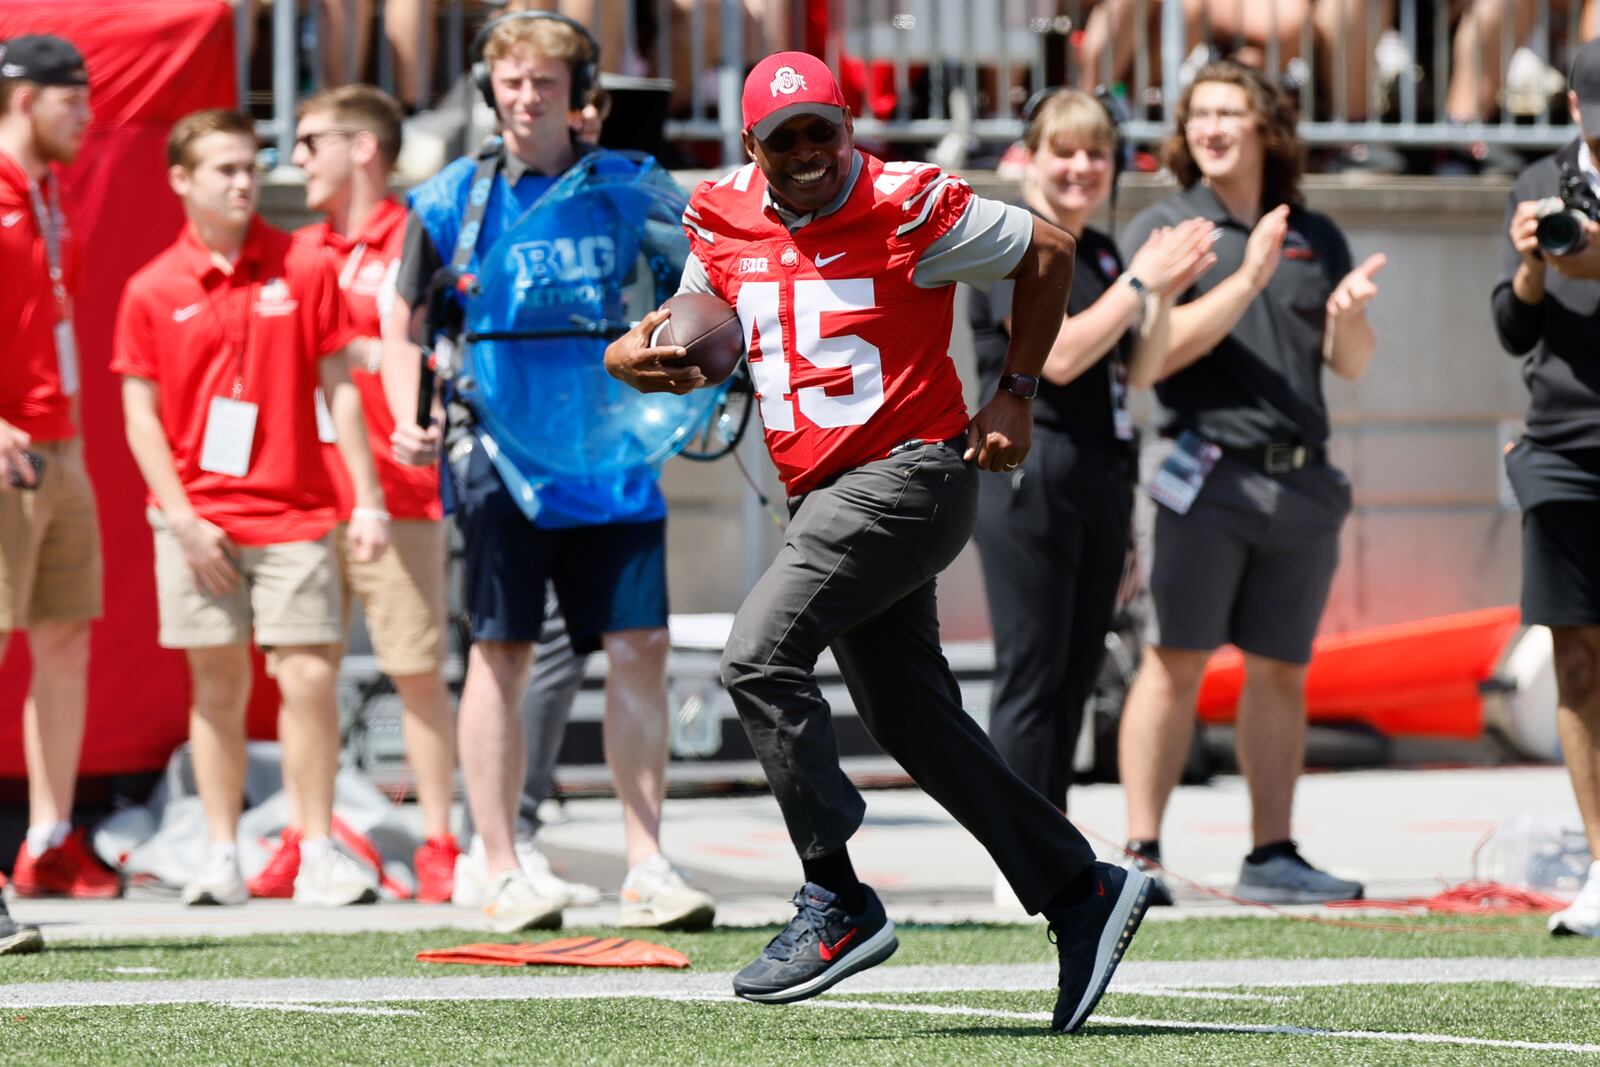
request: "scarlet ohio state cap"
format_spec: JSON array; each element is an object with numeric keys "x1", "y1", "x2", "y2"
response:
[{"x1": 743, "y1": 51, "x2": 847, "y2": 140}]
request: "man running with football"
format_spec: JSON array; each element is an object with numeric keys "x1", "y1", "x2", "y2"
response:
[{"x1": 605, "y1": 51, "x2": 1149, "y2": 1034}]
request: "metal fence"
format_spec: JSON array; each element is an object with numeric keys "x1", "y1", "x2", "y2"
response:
[{"x1": 243, "y1": 0, "x2": 1589, "y2": 168}]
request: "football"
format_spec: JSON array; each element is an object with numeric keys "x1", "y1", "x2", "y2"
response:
[{"x1": 650, "y1": 292, "x2": 744, "y2": 387}]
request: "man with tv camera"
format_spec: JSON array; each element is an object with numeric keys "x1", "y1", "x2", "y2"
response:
[{"x1": 384, "y1": 11, "x2": 714, "y2": 933}]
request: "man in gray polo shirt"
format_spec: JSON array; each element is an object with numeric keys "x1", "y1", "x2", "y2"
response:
[{"x1": 1116, "y1": 61, "x2": 1384, "y2": 905}]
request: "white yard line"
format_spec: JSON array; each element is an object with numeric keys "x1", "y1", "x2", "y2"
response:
[
  {"x1": 803, "y1": 1000, "x2": 1600, "y2": 1054},
  {"x1": 7, "y1": 957, "x2": 1599, "y2": 1008},
  {"x1": 224, "y1": 1002, "x2": 422, "y2": 1017}
]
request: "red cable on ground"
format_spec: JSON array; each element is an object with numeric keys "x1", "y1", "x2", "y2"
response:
[{"x1": 1076, "y1": 824, "x2": 1555, "y2": 936}]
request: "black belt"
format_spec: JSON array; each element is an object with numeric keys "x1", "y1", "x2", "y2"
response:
[{"x1": 1220, "y1": 441, "x2": 1326, "y2": 474}]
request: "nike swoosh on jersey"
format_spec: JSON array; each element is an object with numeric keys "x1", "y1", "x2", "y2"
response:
[
  {"x1": 815, "y1": 251, "x2": 847, "y2": 267},
  {"x1": 172, "y1": 303, "x2": 203, "y2": 323},
  {"x1": 0, "y1": 211, "x2": 24, "y2": 228}
]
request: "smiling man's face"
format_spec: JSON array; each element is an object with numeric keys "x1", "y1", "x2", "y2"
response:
[{"x1": 744, "y1": 111, "x2": 854, "y2": 216}]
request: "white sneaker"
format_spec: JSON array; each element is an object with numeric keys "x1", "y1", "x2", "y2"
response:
[
  {"x1": 483, "y1": 869, "x2": 564, "y2": 934},
  {"x1": 516, "y1": 837, "x2": 602, "y2": 907},
  {"x1": 620, "y1": 854, "x2": 715, "y2": 930},
  {"x1": 1551, "y1": 861, "x2": 1600, "y2": 937},
  {"x1": 453, "y1": 837, "x2": 492, "y2": 908},
  {"x1": 454, "y1": 836, "x2": 602, "y2": 909},
  {"x1": 293, "y1": 841, "x2": 379, "y2": 907},
  {"x1": 183, "y1": 852, "x2": 248, "y2": 907}
]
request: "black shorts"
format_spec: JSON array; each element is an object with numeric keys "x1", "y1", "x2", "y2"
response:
[
  {"x1": 456, "y1": 442, "x2": 668, "y2": 651},
  {"x1": 1141, "y1": 451, "x2": 1350, "y2": 665},
  {"x1": 1522, "y1": 500, "x2": 1600, "y2": 627}
]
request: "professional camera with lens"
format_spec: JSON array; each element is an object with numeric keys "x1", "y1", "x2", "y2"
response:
[{"x1": 1535, "y1": 161, "x2": 1600, "y2": 256}]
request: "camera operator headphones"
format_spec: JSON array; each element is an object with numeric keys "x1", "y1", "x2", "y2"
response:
[
  {"x1": 1019, "y1": 85, "x2": 1131, "y2": 234},
  {"x1": 471, "y1": 10, "x2": 600, "y2": 113}
]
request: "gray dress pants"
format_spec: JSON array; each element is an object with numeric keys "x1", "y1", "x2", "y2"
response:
[{"x1": 718, "y1": 439, "x2": 1097, "y2": 913}]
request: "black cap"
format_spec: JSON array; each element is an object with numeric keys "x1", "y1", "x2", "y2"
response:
[
  {"x1": 0, "y1": 35, "x2": 88, "y2": 88},
  {"x1": 1570, "y1": 37, "x2": 1600, "y2": 136}
]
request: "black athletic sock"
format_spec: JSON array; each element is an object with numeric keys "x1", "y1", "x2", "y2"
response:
[
  {"x1": 802, "y1": 850, "x2": 866, "y2": 914},
  {"x1": 1126, "y1": 839, "x2": 1162, "y2": 864},
  {"x1": 1245, "y1": 839, "x2": 1300, "y2": 865},
  {"x1": 1041, "y1": 866, "x2": 1100, "y2": 925}
]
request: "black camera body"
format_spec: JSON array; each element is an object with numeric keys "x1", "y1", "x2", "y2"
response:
[{"x1": 1535, "y1": 152, "x2": 1600, "y2": 256}]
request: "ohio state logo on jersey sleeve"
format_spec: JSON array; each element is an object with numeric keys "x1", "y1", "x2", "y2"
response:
[{"x1": 683, "y1": 154, "x2": 973, "y2": 494}]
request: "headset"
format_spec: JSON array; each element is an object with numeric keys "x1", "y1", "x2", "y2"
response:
[
  {"x1": 471, "y1": 10, "x2": 600, "y2": 114},
  {"x1": 1019, "y1": 85, "x2": 1132, "y2": 234},
  {"x1": 1020, "y1": 86, "x2": 1131, "y2": 185}
]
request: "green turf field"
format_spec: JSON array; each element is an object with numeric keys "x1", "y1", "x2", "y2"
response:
[{"x1": 2, "y1": 916, "x2": 1597, "y2": 1065}]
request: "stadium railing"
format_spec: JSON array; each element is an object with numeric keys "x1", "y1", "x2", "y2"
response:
[{"x1": 241, "y1": 1, "x2": 1586, "y2": 171}]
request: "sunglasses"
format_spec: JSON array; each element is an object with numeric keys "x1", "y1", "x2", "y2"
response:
[
  {"x1": 294, "y1": 128, "x2": 359, "y2": 155},
  {"x1": 761, "y1": 119, "x2": 842, "y2": 154}
]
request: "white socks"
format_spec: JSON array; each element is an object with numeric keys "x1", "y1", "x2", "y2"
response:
[
  {"x1": 206, "y1": 841, "x2": 239, "y2": 866},
  {"x1": 300, "y1": 836, "x2": 333, "y2": 865},
  {"x1": 623, "y1": 853, "x2": 666, "y2": 891},
  {"x1": 26, "y1": 821, "x2": 69, "y2": 857}
]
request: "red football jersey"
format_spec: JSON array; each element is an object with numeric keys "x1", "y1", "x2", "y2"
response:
[{"x1": 683, "y1": 153, "x2": 973, "y2": 494}]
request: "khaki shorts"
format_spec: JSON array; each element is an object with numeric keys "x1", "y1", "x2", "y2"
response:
[
  {"x1": 338, "y1": 518, "x2": 447, "y2": 676},
  {"x1": 148, "y1": 507, "x2": 343, "y2": 649},
  {"x1": 0, "y1": 438, "x2": 103, "y2": 631}
]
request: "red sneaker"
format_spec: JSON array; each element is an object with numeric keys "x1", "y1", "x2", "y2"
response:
[
  {"x1": 414, "y1": 834, "x2": 461, "y2": 904},
  {"x1": 12, "y1": 828, "x2": 122, "y2": 899},
  {"x1": 248, "y1": 828, "x2": 303, "y2": 899}
]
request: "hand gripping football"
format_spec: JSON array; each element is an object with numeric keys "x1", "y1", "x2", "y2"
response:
[{"x1": 650, "y1": 292, "x2": 745, "y2": 387}]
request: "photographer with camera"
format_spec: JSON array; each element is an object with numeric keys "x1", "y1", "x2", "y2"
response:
[{"x1": 1497, "y1": 38, "x2": 1600, "y2": 940}]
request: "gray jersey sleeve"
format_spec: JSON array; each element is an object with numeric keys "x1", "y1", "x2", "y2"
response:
[
  {"x1": 911, "y1": 198, "x2": 1034, "y2": 289},
  {"x1": 675, "y1": 251, "x2": 718, "y2": 296}
]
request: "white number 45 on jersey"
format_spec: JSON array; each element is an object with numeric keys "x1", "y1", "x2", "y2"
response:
[{"x1": 736, "y1": 280, "x2": 885, "y2": 431}]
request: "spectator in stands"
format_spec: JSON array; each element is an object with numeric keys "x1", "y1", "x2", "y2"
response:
[
  {"x1": 114, "y1": 108, "x2": 391, "y2": 909},
  {"x1": 1495, "y1": 38, "x2": 1600, "y2": 939},
  {"x1": 0, "y1": 34, "x2": 121, "y2": 902},
  {"x1": 967, "y1": 88, "x2": 1214, "y2": 908},
  {"x1": 1077, "y1": 0, "x2": 1398, "y2": 166},
  {"x1": 238, "y1": 85, "x2": 462, "y2": 904},
  {"x1": 383, "y1": 11, "x2": 713, "y2": 932},
  {"x1": 228, "y1": 0, "x2": 434, "y2": 113},
  {"x1": 1442, "y1": 0, "x2": 1597, "y2": 173},
  {"x1": 1116, "y1": 62, "x2": 1380, "y2": 905}
]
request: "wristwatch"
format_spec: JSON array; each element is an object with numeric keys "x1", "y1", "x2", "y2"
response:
[
  {"x1": 998, "y1": 372, "x2": 1040, "y2": 399},
  {"x1": 1119, "y1": 271, "x2": 1148, "y2": 295}
]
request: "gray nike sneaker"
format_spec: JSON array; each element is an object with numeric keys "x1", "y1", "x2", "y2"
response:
[
  {"x1": 0, "y1": 899, "x2": 43, "y2": 955},
  {"x1": 1233, "y1": 846, "x2": 1363, "y2": 904}
]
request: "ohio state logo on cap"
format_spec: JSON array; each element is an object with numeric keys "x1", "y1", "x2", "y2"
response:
[
  {"x1": 770, "y1": 65, "x2": 807, "y2": 97},
  {"x1": 743, "y1": 51, "x2": 849, "y2": 138}
]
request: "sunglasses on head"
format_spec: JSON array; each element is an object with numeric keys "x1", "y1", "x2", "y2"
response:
[{"x1": 761, "y1": 118, "x2": 841, "y2": 154}]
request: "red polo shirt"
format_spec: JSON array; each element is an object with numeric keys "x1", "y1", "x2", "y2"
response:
[
  {"x1": 296, "y1": 196, "x2": 442, "y2": 522},
  {"x1": 0, "y1": 151, "x2": 80, "y2": 442},
  {"x1": 112, "y1": 217, "x2": 359, "y2": 545}
]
